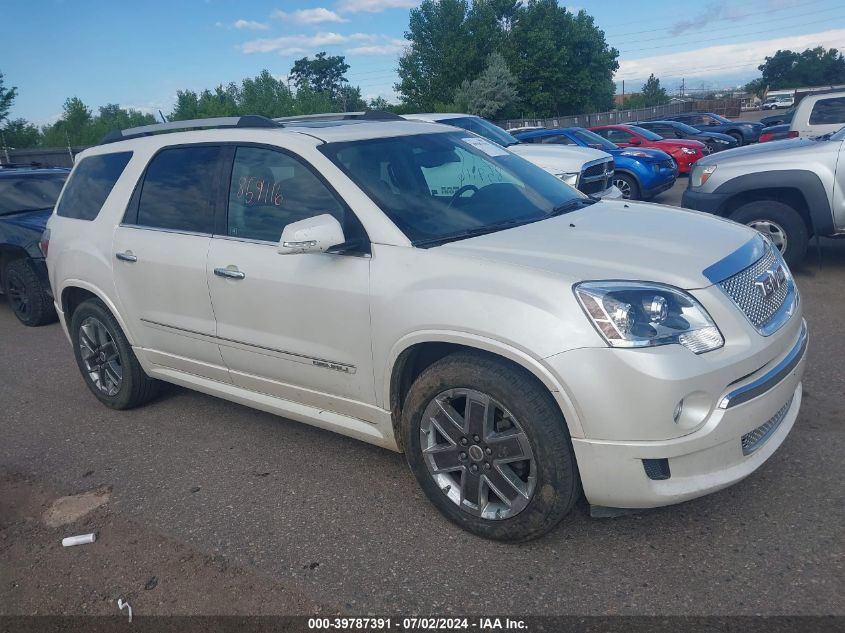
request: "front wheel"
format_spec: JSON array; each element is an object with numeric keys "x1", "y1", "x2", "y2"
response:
[
  {"x1": 728, "y1": 131, "x2": 744, "y2": 146},
  {"x1": 613, "y1": 174, "x2": 639, "y2": 200},
  {"x1": 730, "y1": 200, "x2": 808, "y2": 267},
  {"x1": 402, "y1": 351, "x2": 581, "y2": 542},
  {"x1": 70, "y1": 298, "x2": 160, "y2": 409}
]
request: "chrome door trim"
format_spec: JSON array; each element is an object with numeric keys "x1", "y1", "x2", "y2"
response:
[{"x1": 139, "y1": 318, "x2": 357, "y2": 374}]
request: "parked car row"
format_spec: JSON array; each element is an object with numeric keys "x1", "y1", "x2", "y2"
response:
[{"x1": 33, "y1": 112, "x2": 808, "y2": 542}]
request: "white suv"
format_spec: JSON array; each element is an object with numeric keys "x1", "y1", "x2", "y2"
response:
[{"x1": 46, "y1": 114, "x2": 807, "y2": 541}]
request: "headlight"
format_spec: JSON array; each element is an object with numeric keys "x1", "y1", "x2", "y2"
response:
[
  {"x1": 681, "y1": 147, "x2": 698, "y2": 155},
  {"x1": 555, "y1": 172, "x2": 579, "y2": 186},
  {"x1": 620, "y1": 150, "x2": 651, "y2": 157},
  {"x1": 714, "y1": 138, "x2": 729, "y2": 144},
  {"x1": 690, "y1": 164, "x2": 717, "y2": 188},
  {"x1": 574, "y1": 282, "x2": 724, "y2": 354}
]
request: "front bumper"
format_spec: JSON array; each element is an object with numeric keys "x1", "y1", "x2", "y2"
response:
[
  {"x1": 641, "y1": 173, "x2": 676, "y2": 200},
  {"x1": 681, "y1": 187, "x2": 729, "y2": 215},
  {"x1": 549, "y1": 317, "x2": 807, "y2": 509}
]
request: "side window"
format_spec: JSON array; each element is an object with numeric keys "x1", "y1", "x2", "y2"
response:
[
  {"x1": 687, "y1": 115, "x2": 703, "y2": 126},
  {"x1": 56, "y1": 152, "x2": 132, "y2": 220},
  {"x1": 809, "y1": 97, "x2": 845, "y2": 125},
  {"x1": 136, "y1": 146, "x2": 220, "y2": 233},
  {"x1": 227, "y1": 147, "x2": 345, "y2": 243},
  {"x1": 606, "y1": 129, "x2": 634, "y2": 144}
]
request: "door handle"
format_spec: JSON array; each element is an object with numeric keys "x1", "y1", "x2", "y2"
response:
[
  {"x1": 115, "y1": 251, "x2": 137, "y2": 262},
  {"x1": 214, "y1": 267, "x2": 245, "y2": 280}
]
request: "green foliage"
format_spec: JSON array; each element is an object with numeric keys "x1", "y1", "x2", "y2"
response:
[
  {"x1": 1, "y1": 118, "x2": 40, "y2": 149},
  {"x1": 397, "y1": 0, "x2": 617, "y2": 117},
  {"x1": 453, "y1": 52, "x2": 519, "y2": 119},
  {"x1": 0, "y1": 71, "x2": 18, "y2": 126},
  {"x1": 744, "y1": 78, "x2": 767, "y2": 99},
  {"x1": 620, "y1": 74, "x2": 670, "y2": 109},
  {"x1": 238, "y1": 70, "x2": 295, "y2": 117},
  {"x1": 368, "y1": 96, "x2": 392, "y2": 110},
  {"x1": 290, "y1": 52, "x2": 350, "y2": 100},
  {"x1": 755, "y1": 47, "x2": 845, "y2": 91}
]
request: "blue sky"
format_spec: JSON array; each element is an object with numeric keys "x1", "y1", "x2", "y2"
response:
[{"x1": 4, "y1": 0, "x2": 844, "y2": 124}]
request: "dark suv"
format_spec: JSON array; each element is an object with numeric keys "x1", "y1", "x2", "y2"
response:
[
  {"x1": 660, "y1": 112, "x2": 764, "y2": 145},
  {"x1": 0, "y1": 165, "x2": 69, "y2": 325}
]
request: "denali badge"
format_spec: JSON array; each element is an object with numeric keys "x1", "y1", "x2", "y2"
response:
[{"x1": 754, "y1": 265, "x2": 787, "y2": 299}]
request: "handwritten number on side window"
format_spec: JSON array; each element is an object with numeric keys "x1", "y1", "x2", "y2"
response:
[{"x1": 237, "y1": 176, "x2": 283, "y2": 207}]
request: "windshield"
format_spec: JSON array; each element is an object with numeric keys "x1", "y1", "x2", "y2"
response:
[
  {"x1": 439, "y1": 116, "x2": 520, "y2": 147},
  {"x1": 626, "y1": 125, "x2": 663, "y2": 141},
  {"x1": 667, "y1": 121, "x2": 702, "y2": 135},
  {"x1": 829, "y1": 126, "x2": 845, "y2": 141},
  {"x1": 705, "y1": 113, "x2": 730, "y2": 124},
  {"x1": 320, "y1": 132, "x2": 588, "y2": 246},
  {"x1": 0, "y1": 173, "x2": 67, "y2": 216},
  {"x1": 572, "y1": 128, "x2": 618, "y2": 150}
]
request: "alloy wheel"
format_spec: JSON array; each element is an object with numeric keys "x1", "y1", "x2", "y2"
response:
[
  {"x1": 6, "y1": 271, "x2": 30, "y2": 319},
  {"x1": 419, "y1": 388, "x2": 536, "y2": 520},
  {"x1": 613, "y1": 177, "x2": 632, "y2": 199},
  {"x1": 747, "y1": 219, "x2": 788, "y2": 254},
  {"x1": 78, "y1": 316, "x2": 123, "y2": 396}
]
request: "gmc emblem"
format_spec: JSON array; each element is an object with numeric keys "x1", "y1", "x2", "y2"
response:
[{"x1": 754, "y1": 265, "x2": 787, "y2": 299}]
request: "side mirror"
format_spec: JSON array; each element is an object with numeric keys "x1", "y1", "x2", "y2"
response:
[
  {"x1": 628, "y1": 138, "x2": 641, "y2": 145},
  {"x1": 278, "y1": 214, "x2": 345, "y2": 255}
]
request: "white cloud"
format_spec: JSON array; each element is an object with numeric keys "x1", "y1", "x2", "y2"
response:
[
  {"x1": 234, "y1": 19, "x2": 270, "y2": 30},
  {"x1": 241, "y1": 32, "x2": 351, "y2": 54},
  {"x1": 616, "y1": 28, "x2": 845, "y2": 81},
  {"x1": 272, "y1": 7, "x2": 348, "y2": 24},
  {"x1": 346, "y1": 39, "x2": 406, "y2": 56},
  {"x1": 335, "y1": 0, "x2": 418, "y2": 13}
]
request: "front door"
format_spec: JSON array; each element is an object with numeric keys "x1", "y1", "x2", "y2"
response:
[
  {"x1": 206, "y1": 145, "x2": 375, "y2": 414},
  {"x1": 112, "y1": 144, "x2": 228, "y2": 381}
]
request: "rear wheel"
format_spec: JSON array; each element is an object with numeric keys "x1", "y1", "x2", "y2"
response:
[
  {"x1": 613, "y1": 174, "x2": 640, "y2": 200},
  {"x1": 2, "y1": 259, "x2": 57, "y2": 326},
  {"x1": 70, "y1": 298, "x2": 159, "y2": 409},
  {"x1": 730, "y1": 200, "x2": 808, "y2": 267},
  {"x1": 402, "y1": 351, "x2": 581, "y2": 542}
]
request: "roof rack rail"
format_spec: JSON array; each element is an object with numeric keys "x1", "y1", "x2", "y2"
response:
[
  {"x1": 99, "y1": 115, "x2": 280, "y2": 145},
  {"x1": 273, "y1": 110, "x2": 402, "y2": 123}
]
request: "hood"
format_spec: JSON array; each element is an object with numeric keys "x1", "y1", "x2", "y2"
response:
[
  {"x1": 695, "y1": 137, "x2": 817, "y2": 166},
  {"x1": 609, "y1": 147, "x2": 672, "y2": 162},
  {"x1": 509, "y1": 144, "x2": 611, "y2": 172},
  {"x1": 0, "y1": 207, "x2": 52, "y2": 232},
  {"x1": 697, "y1": 131, "x2": 735, "y2": 142},
  {"x1": 439, "y1": 200, "x2": 756, "y2": 290}
]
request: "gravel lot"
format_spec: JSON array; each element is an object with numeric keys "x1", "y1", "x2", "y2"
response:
[{"x1": 1, "y1": 193, "x2": 843, "y2": 617}]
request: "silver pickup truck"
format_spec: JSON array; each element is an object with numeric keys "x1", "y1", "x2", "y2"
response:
[{"x1": 682, "y1": 125, "x2": 845, "y2": 265}]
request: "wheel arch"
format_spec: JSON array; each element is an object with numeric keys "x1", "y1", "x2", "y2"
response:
[
  {"x1": 713, "y1": 170, "x2": 835, "y2": 236},
  {"x1": 385, "y1": 331, "x2": 585, "y2": 451},
  {"x1": 0, "y1": 244, "x2": 31, "y2": 289},
  {"x1": 59, "y1": 280, "x2": 135, "y2": 346}
]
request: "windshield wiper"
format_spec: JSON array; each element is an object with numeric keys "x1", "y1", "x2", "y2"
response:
[
  {"x1": 548, "y1": 197, "x2": 597, "y2": 217},
  {"x1": 414, "y1": 217, "x2": 531, "y2": 247}
]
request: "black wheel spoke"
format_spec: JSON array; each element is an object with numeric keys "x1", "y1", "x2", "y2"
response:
[
  {"x1": 486, "y1": 430, "x2": 526, "y2": 463},
  {"x1": 78, "y1": 317, "x2": 123, "y2": 396},
  {"x1": 423, "y1": 445, "x2": 463, "y2": 474},
  {"x1": 460, "y1": 468, "x2": 483, "y2": 509},
  {"x1": 485, "y1": 465, "x2": 529, "y2": 506},
  {"x1": 430, "y1": 398, "x2": 466, "y2": 445}
]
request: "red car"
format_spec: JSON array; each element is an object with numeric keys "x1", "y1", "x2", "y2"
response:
[{"x1": 589, "y1": 124, "x2": 706, "y2": 174}]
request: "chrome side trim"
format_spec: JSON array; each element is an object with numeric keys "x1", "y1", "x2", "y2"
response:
[
  {"x1": 703, "y1": 234, "x2": 767, "y2": 284},
  {"x1": 718, "y1": 319, "x2": 807, "y2": 409},
  {"x1": 119, "y1": 224, "x2": 212, "y2": 238},
  {"x1": 139, "y1": 318, "x2": 357, "y2": 374}
]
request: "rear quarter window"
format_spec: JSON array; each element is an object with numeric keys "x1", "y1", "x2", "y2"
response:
[
  {"x1": 808, "y1": 97, "x2": 845, "y2": 125},
  {"x1": 56, "y1": 152, "x2": 133, "y2": 220}
]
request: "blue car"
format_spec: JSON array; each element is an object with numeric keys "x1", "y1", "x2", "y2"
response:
[
  {"x1": 0, "y1": 165, "x2": 69, "y2": 325},
  {"x1": 513, "y1": 127, "x2": 677, "y2": 200}
]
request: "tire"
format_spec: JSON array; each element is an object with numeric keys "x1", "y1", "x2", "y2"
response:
[
  {"x1": 70, "y1": 298, "x2": 159, "y2": 409},
  {"x1": 401, "y1": 351, "x2": 581, "y2": 542},
  {"x1": 613, "y1": 173, "x2": 640, "y2": 200},
  {"x1": 730, "y1": 200, "x2": 808, "y2": 267},
  {"x1": 728, "y1": 131, "x2": 744, "y2": 146},
  {"x1": 2, "y1": 258, "x2": 58, "y2": 326}
]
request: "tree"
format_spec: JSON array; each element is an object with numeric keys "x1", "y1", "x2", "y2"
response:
[
  {"x1": 756, "y1": 47, "x2": 845, "y2": 90},
  {"x1": 744, "y1": 78, "x2": 766, "y2": 99},
  {"x1": 453, "y1": 52, "x2": 519, "y2": 119},
  {"x1": 290, "y1": 52, "x2": 350, "y2": 100},
  {"x1": 338, "y1": 84, "x2": 366, "y2": 112},
  {"x1": 171, "y1": 90, "x2": 201, "y2": 121},
  {"x1": 507, "y1": 2, "x2": 617, "y2": 116},
  {"x1": 238, "y1": 70, "x2": 294, "y2": 117},
  {"x1": 640, "y1": 74, "x2": 669, "y2": 106},
  {"x1": 0, "y1": 71, "x2": 17, "y2": 126},
  {"x1": 196, "y1": 84, "x2": 240, "y2": 117},
  {"x1": 2, "y1": 118, "x2": 41, "y2": 149},
  {"x1": 368, "y1": 96, "x2": 392, "y2": 110}
]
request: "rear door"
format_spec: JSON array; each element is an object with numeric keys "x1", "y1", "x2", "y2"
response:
[
  {"x1": 206, "y1": 144, "x2": 376, "y2": 412},
  {"x1": 112, "y1": 144, "x2": 229, "y2": 382}
]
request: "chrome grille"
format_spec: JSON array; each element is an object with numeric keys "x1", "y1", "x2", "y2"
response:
[
  {"x1": 578, "y1": 158, "x2": 614, "y2": 195},
  {"x1": 742, "y1": 395, "x2": 793, "y2": 455},
  {"x1": 719, "y1": 245, "x2": 791, "y2": 331}
]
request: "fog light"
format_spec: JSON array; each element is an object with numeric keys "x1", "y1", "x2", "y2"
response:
[{"x1": 673, "y1": 400, "x2": 684, "y2": 424}]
